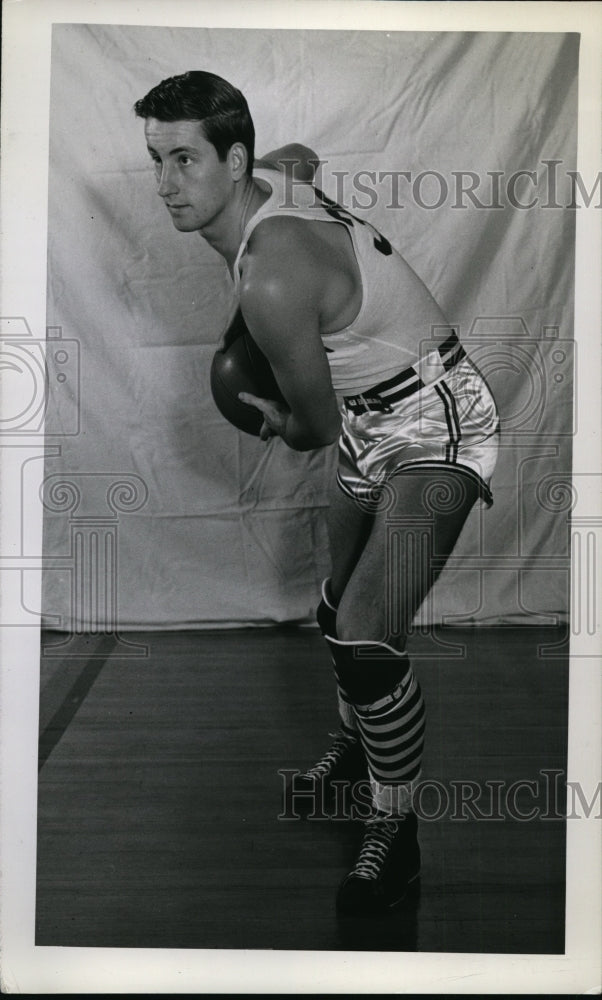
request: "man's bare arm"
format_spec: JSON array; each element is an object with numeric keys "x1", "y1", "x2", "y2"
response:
[{"x1": 238, "y1": 227, "x2": 340, "y2": 451}]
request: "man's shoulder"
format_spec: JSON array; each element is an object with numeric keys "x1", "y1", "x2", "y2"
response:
[
  {"x1": 239, "y1": 218, "x2": 325, "y2": 319},
  {"x1": 242, "y1": 214, "x2": 325, "y2": 284},
  {"x1": 248, "y1": 213, "x2": 318, "y2": 251}
]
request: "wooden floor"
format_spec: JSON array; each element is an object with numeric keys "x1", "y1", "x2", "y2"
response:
[{"x1": 36, "y1": 626, "x2": 568, "y2": 953}]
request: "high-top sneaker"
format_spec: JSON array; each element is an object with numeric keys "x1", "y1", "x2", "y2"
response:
[
  {"x1": 286, "y1": 730, "x2": 368, "y2": 817},
  {"x1": 336, "y1": 811, "x2": 420, "y2": 912}
]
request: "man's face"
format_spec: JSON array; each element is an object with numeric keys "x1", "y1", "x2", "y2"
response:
[{"x1": 144, "y1": 118, "x2": 234, "y2": 233}]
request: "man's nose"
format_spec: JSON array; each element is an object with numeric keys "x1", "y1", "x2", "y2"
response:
[{"x1": 157, "y1": 163, "x2": 178, "y2": 198}]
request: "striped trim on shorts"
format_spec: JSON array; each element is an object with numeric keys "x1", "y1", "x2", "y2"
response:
[{"x1": 337, "y1": 337, "x2": 500, "y2": 508}]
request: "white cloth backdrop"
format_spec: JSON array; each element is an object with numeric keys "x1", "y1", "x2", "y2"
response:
[{"x1": 41, "y1": 25, "x2": 578, "y2": 629}]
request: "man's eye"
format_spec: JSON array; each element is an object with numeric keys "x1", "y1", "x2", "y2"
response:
[{"x1": 179, "y1": 155, "x2": 192, "y2": 166}]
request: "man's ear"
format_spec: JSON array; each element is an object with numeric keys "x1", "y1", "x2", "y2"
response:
[{"x1": 229, "y1": 142, "x2": 248, "y2": 180}]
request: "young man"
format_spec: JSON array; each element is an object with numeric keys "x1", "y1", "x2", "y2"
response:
[{"x1": 135, "y1": 70, "x2": 499, "y2": 913}]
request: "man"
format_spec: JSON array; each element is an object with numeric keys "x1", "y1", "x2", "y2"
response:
[{"x1": 134, "y1": 70, "x2": 499, "y2": 913}]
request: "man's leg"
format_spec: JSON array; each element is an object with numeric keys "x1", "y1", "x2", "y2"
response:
[
  {"x1": 288, "y1": 487, "x2": 371, "y2": 807},
  {"x1": 333, "y1": 467, "x2": 478, "y2": 641},
  {"x1": 322, "y1": 485, "x2": 373, "y2": 736},
  {"x1": 330, "y1": 467, "x2": 479, "y2": 910}
]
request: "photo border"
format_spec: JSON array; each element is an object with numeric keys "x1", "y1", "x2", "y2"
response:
[{"x1": 1, "y1": 0, "x2": 600, "y2": 993}]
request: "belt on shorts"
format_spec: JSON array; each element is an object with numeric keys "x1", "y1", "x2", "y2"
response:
[{"x1": 343, "y1": 331, "x2": 466, "y2": 415}]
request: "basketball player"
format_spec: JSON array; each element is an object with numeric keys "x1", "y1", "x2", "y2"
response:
[{"x1": 135, "y1": 71, "x2": 500, "y2": 913}]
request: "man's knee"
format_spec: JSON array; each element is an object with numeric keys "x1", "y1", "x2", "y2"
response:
[
  {"x1": 336, "y1": 593, "x2": 409, "y2": 652},
  {"x1": 330, "y1": 641, "x2": 411, "y2": 706}
]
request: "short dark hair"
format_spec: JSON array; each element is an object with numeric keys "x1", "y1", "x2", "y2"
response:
[{"x1": 134, "y1": 71, "x2": 255, "y2": 176}]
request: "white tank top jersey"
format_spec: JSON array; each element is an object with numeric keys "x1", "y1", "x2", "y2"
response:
[{"x1": 232, "y1": 167, "x2": 450, "y2": 396}]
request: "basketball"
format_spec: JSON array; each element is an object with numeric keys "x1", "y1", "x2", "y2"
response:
[{"x1": 210, "y1": 309, "x2": 285, "y2": 436}]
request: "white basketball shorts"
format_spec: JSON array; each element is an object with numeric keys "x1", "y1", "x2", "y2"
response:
[{"x1": 337, "y1": 335, "x2": 500, "y2": 508}]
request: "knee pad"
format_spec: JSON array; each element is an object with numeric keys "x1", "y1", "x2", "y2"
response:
[
  {"x1": 316, "y1": 579, "x2": 338, "y2": 639},
  {"x1": 331, "y1": 641, "x2": 410, "y2": 706}
]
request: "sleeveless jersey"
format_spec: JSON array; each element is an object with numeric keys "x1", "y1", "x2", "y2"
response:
[{"x1": 232, "y1": 167, "x2": 447, "y2": 395}]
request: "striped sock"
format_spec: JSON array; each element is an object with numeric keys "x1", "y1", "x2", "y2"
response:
[{"x1": 353, "y1": 653, "x2": 426, "y2": 817}]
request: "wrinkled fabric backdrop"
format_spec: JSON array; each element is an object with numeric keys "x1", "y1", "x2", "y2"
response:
[{"x1": 42, "y1": 25, "x2": 578, "y2": 629}]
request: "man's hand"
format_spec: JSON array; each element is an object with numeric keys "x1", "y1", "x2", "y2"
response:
[{"x1": 238, "y1": 392, "x2": 291, "y2": 442}]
